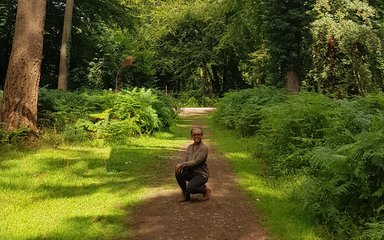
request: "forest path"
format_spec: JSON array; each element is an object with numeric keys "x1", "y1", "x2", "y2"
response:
[{"x1": 129, "y1": 108, "x2": 268, "y2": 240}]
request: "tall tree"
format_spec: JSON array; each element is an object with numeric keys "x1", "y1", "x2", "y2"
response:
[
  {"x1": 1, "y1": 0, "x2": 47, "y2": 134},
  {"x1": 262, "y1": 0, "x2": 314, "y2": 91},
  {"x1": 58, "y1": 0, "x2": 74, "y2": 91},
  {"x1": 310, "y1": 0, "x2": 382, "y2": 97}
]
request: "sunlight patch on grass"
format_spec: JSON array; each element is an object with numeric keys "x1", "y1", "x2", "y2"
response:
[
  {"x1": 0, "y1": 124, "x2": 190, "y2": 240},
  {"x1": 225, "y1": 152, "x2": 251, "y2": 160}
]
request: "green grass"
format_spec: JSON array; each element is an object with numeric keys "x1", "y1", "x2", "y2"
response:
[
  {"x1": 0, "y1": 119, "x2": 191, "y2": 240},
  {"x1": 1, "y1": 112, "x2": 331, "y2": 240},
  {"x1": 206, "y1": 115, "x2": 327, "y2": 240}
]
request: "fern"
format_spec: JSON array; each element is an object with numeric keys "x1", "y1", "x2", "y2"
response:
[{"x1": 37, "y1": 88, "x2": 176, "y2": 141}]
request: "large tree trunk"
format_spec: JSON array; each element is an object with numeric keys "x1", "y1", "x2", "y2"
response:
[
  {"x1": 1, "y1": 0, "x2": 47, "y2": 133},
  {"x1": 58, "y1": 0, "x2": 74, "y2": 91},
  {"x1": 285, "y1": 69, "x2": 300, "y2": 92}
]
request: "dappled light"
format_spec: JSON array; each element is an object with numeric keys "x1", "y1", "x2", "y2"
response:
[{"x1": 1, "y1": 0, "x2": 384, "y2": 239}]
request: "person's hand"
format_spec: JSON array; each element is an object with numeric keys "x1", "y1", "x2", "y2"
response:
[{"x1": 175, "y1": 163, "x2": 183, "y2": 174}]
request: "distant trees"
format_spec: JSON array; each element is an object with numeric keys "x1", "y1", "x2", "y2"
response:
[
  {"x1": 1, "y1": 0, "x2": 47, "y2": 133},
  {"x1": 0, "y1": 0, "x2": 383, "y2": 118},
  {"x1": 150, "y1": 1, "x2": 251, "y2": 97},
  {"x1": 262, "y1": 0, "x2": 314, "y2": 92},
  {"x1": 218, "y1": 0, "x2": 383, "y2": 97}
]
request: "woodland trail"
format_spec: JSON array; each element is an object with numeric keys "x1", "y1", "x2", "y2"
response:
[{"x1": 129, "y1": 108, "x2": 269, "y2": 240}]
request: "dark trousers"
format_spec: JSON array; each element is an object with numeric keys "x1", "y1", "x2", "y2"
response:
[{"x1": 176, "y1": 170, "x2": 208, "y2": 195}]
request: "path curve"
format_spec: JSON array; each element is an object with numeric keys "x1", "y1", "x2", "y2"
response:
[{"x1": 130, "y1": 108, "x2": 268, "y2": 240}]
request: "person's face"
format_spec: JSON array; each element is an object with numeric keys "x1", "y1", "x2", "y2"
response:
[{"x1": 191, "y1": 129, "x2": 203, "y2": 144}]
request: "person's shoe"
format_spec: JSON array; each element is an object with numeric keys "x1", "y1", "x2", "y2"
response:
[
  {"x1": 178, "y1": 193, "x2": 190, "y2": 202},
  {"x1": 201, "y1": 187, "x2": 211, "y2": 201}
]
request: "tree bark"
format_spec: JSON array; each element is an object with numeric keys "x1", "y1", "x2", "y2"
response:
[
  {"x1": 1, "y1": 0, "x2": 47, "y2": 133},
  {"x1": 58, "y1": 0, "x2": 74, "y2": 91},
  {"x1": 285, "y1": 69, "x2": 300, "y2": 92}
]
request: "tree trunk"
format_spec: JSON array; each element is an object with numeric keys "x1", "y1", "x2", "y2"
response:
[
  {"x1": 285, "y1": 69, "x2": 300, "y2": 92},
  {"x1": 209, "y1": 65, "x2": 222, "y2": 96},
  {"x1": 1, "y1": 0, "x2": 47, "y2": 133},
  {"x1": 58, "y1": 0, "x2": 74, "y2": 91}
]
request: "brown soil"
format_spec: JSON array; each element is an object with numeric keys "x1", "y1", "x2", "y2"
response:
[{"x1": 129, "y1": 108, "x2": 269, "y2": 240}]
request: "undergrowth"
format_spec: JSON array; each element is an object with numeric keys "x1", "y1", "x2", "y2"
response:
[{"x1": 213, "y1": 86, "x2": 384, "y2": 239}]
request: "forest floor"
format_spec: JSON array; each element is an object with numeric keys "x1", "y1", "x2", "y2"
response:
[{"x1": 129, "y1": 108, "x2": 269, "y2": 240}]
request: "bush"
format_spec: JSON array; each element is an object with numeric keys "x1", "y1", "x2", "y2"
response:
[
  {"x1": 38, "y1": 88, "x2": 177, "y2": 141},
  {"x1": 258, "y1": 92, "x2": 338, "y2": 174},
  {"x1": 304, "y1": 110, "x2": 384, "y2": 238},
  {"x1": 63, "y1": 125, "x2": 91, "y2": 143},
  {"x1": 214, "y1": 90, "x2": 384, "y2": 238},
  {"x1": 213, "y1": 86, "x2": 285, "y2": 136},
  {"x1": 38, "y1": 88, "x2": 109, "y2": 130},
  {"x1": 151, "y1": 89, "x2": 178, "y2": 130},
  {"x1": 0, "y1": 128, "x2": 32, "y2": 145},
  {"x1": 184, "y1": 97, "x2": 199, "y2": 107}
]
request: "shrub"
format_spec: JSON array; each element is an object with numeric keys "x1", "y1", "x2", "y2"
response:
[
  {"x1": 214, "y1": 91, "x2": 384, "y2": 238},
  {"x1": 184, "y1": 97, "x2": 199, "y2": 107},
  {"x1": 63, "y1": 125, "x2": 91, "y2": 143},
  {"x1": 0, "y1": 128, "x2": 33, "y2": 145},
  {"x1": 38, "y1": 88, "x2": 177, "y2": 141},
  {"x1": 258, "y1": 92, "x2": 338, "y2": 174},
  {"x1": 151, "y1": 89, "x2": 178, "y2": 130},
  {"x1": 304, "y1": 121, "x2": 384, "y2": 238},
  {"x1": 38, "y1": 88, "x2": 109, "y2": 130},
  {"x1": 213, "y1": 86, "x2": 285, "y2": 136}
]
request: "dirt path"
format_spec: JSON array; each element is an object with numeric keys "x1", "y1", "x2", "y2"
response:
[{"x1": 130, "y1": 108, "x2": 268, "y2": 240}]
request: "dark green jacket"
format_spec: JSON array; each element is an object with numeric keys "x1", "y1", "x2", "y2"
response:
[{"x1": 181, "y1": 141, "x2": 209, "y2": 178}]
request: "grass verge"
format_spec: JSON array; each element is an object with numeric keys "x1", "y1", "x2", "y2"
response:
[
  {"x1": 206, "y1": 115, "x2": 327, "y2": 240},
  {"x1": 0, "y1": 120, "x2": 191, "y2": 240}
]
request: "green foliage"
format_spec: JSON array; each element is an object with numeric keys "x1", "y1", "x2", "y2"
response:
[
  {"x1": 359, "y1": 221, "x2": 384, "y2": 240},
  {"x1": 151, "y1": 0, "x2": 250, "y2": 97},
  {"x1": 258, "y1": 92, "x2": 337, "y2": 174},
  {"x1": 63, "y1": 125, "x2": 91, "y2": 143},
  {"x1": 178, "y1": 89, "x2": 217, "y2": 107},
  {"x1": 209, "y1": 117, "x2": 327, "y2": 239},
  {"x1": 0, "y1": 121, "x2": 189, "y2": 239},
  {"x1": 2, "y1": 0, "x2": 384, "y2": 98},
  {"x1": 304, "y1": 120, "x2": 384, "y2": 238},
  {"x1": 260, "y1": 0, "x2": 314, "y2": 86},
  {"x1": 151, "y1": 89, "x2": 178, "y2": 129},
  {"x1": 213, "y1": 86, "x2": 285, "y2": 136},
  {"x1": 111, "y1": 88, "x2": 161, "y2": 134},
  {"x1": 99, "y1": 119, "x2": 141, "y2": 141},
  {"x1": 214, "y1": 89, "x2": 384, "y2": 238},
  {"x1": 38, "y1": 88, "x2": 109, "y2": 130},
  {"x1": 38, "y1": 88, "x2": 177, "y2": 142},
  {"x1": 0, "y1": 128, "x2": 30, "y2": 145},
  {"x1": 184, "y1": 97, "x2": 199, "y2": 107},
  {"x1": 309, "y1": 0, "x2": 384, "y2": 97}
]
